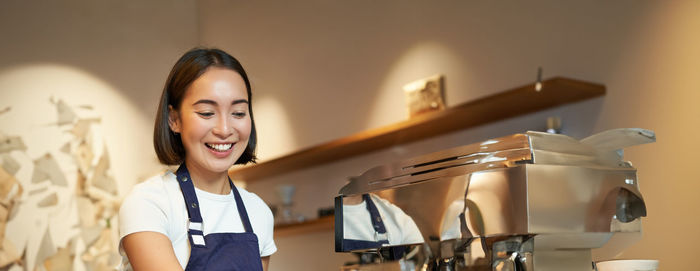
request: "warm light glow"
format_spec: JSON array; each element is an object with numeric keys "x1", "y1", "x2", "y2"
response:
[
  {"x1": 366, "y1": 41, "x2": 471, "y2": 130},
  {"x1": 0, "y1": 64, "x2": 155, "y2": 196},
  {"x1": 253, "y1": 96, "x2": 298, "y2": 160}
]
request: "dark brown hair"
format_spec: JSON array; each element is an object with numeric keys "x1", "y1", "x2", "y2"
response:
[{"x1": 153, "y1": 47, "x2": 257, "y2": 165}]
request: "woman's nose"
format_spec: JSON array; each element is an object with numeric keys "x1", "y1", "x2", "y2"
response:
[{"x1": 212, "y1": 116, "x2": 234, "y2": 138}]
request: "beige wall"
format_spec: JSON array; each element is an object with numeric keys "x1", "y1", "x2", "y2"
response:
[
  {"x1": 0, "y1": 1, "x2": 199, "y2": 195},
  {"x1": 200, "y1": 1, "x2": 699, "y2": 270}
]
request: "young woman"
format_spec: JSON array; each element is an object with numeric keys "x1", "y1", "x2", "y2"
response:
[{"x1": 119, "y1": 48, "x2": 276, "y2": 271}]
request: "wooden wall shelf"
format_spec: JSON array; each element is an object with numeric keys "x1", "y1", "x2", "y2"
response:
[
  {"x1": 274, "y1": 215, "x2": 335, "y2": 238},
  {"x1": 229, "y1": 77, "x2": 605, "y2": 182}
]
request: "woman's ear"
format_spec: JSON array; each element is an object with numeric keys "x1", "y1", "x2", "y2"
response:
[{"x1": 168, "y1": 105, "x2": 181, "y2": 134}]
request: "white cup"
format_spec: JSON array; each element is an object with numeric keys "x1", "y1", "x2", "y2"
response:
[
  {"x1": 275, "y1": 184, "x2": 296, "y2": 206},
  {"x1": 596, "y1": 259, "x2": 659, "y2": 271}
]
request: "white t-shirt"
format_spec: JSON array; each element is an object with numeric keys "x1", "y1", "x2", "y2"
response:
[
  {"x1": 342, "y1": 194, "x2": 424, "y2": 247},
  {"x1": 118, "y1": 171, "x2": 277, "y2": 270}
]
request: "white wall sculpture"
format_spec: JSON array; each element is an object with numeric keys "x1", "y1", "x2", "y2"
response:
[{"x1": 0, "y1": 99, "x2": 120, "y2": 271}]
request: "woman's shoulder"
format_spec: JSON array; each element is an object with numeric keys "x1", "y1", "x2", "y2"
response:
[
  {"x1": 235, "y1": 186, "x2": 269, "y2": 209},
  {"x1": 235, "y1": 186, "x2": 274, "y2": 223},
  {"x1": 122, "y1": 171, "x2": 180, "y2": 204},
  {"x1": 234, "y1": 186, "x2": 275, "y2": 245},
  {"x1": 135, "y1": 170, "x2": 177, "y2": 188},
  {"x1": 118, "y1": 170, "x2": 185, "y2": 241}
]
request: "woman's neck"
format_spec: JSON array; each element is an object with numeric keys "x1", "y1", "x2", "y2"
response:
[{"x1": 184, "y1": 159, "x2": 231, "y2": 195}]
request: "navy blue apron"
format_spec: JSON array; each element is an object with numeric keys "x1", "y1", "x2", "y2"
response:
[
  {"x1": 342, "y1": 194, "x2": 390, "y2": 251},
  {"x1": 175, "y1": 164, "x2": 263, "y2": 271}
]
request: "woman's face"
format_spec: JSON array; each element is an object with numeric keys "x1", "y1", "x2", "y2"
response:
[{"x1": 169, "y1": 67, "x2": 251, "y2": 175}]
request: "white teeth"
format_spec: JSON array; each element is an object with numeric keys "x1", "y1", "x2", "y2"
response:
[{"x1": 207, "y1": 143, "x2": 232, "y2": 151}]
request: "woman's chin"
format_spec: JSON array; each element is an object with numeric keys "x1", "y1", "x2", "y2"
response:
[
  {"x1": 208, "y1": 162, "x2": 235, "y2": 174},
  {"x1": 193, "y1": 157, "x2": 233, "y2": 173}
]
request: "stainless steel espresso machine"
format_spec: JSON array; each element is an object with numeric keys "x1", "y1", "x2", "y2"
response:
[{"x1": 334, "y1": 128, "x2": 655, "y2": 271}]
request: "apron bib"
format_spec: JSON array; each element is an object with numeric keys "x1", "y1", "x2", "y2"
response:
[{"x1": 176, "y1": 164, "x2": 263, "y2": 271}]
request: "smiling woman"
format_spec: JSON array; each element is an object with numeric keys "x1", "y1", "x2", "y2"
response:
[
  {"x1": 167, "y1": 68, "x2": 253, "y2": 190},
  {"x1": 118, "y1": 48, "x2": 276, "y2": 271}
]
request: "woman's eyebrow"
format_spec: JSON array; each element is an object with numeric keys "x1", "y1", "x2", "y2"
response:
[
  {"x1": 192, "y1": 99, "x2": 248, "y2": 106},
  {"x1": 193, "y1": 99, "x2": 217, "y2": 106},
  {"x1": 232, "y1": 99, "x2": 249, "y2": 105}
]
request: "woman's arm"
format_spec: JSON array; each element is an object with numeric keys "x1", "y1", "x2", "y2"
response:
[
  {"x1": 261, "y1": 256, "x2": 270, "y2": 271},
  {"x1": 122, "y1": 231, "x2": 184, "y2": 271}
]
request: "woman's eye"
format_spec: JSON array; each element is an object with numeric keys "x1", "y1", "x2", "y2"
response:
[
  {"x1": 197, "y1": 112, "x2": 214, "y2": 117},
  {"x1": 232, "y1": 112, "x2": 247, "y2": 118}
]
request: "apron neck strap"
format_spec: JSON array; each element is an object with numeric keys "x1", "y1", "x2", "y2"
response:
[
  {"x1": 230, "y1": 179, "x2": 254, "y2": 233},
  {"x1": 176, "y1": 163, "x2": 255, "y2": 233},
  {"x1": 362, "y1": 194, "x2": 387, "y2": 234},
  {"x1": 176, "y1": 164, "x2": 203, "y2": 223}
]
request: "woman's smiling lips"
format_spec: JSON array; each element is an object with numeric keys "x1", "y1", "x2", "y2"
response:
[{"x1": 205, "y1": 142, "x2": 235, "y2": 158}]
